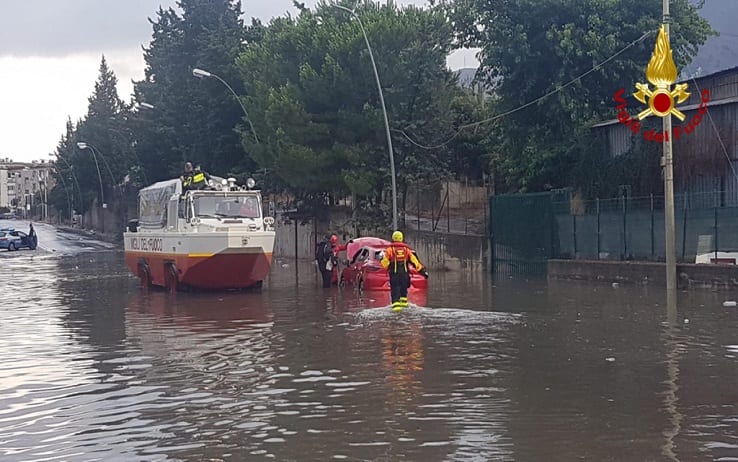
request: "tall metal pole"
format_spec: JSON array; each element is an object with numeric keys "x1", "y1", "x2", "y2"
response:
[
  {"x1": 335, "y1": 5, "x2": 398, "y2": 231},
  {"x1": 89, "y1": 145, "x2": 116, "y2": 186},
  {"x1": 662, "y1": 0, "x2": 677, "y2": 311},
  {"x1": 85, "y1": 147, "x2": 105, "y2": 207}
]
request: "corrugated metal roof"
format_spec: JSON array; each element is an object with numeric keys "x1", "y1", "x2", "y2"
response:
[{"x1": 591, "y1": 96, "x2": 738, "y2": 129}]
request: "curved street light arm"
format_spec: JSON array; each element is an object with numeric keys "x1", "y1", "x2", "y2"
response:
[
  {"x1": 50, "y1": 165, "x2": 73, "y2": 221},
  {"x1": 52, "y1": 153, "x2": 83, "y2": 210},
  {"x1": 334, "y1": 4, "x2": 398, "y2": 230},
  {"x1": 195, "y1": 69, "x2": 260, "y2": 144},
  {"x1": 89, "y1": 145, "x2": 116, "y2": 186},
  {"x1": 80, "y1": 146, "x2": 105, "y2": 206}
]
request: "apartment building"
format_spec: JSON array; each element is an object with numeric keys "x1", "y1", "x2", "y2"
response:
[{"x1": 0, "y1": 159, "x2": 54, "y2": 217}]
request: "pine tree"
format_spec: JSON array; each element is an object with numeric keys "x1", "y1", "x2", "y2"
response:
[
  {"x1": 76, "y1": 55, "x2": 132, "y2": 195},
  {"x1": 133, "y1": 0, "x2": 253, "y2": 181}
]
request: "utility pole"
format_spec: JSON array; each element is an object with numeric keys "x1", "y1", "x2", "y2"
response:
[{"x1": 662, "y1": 0, "x2": 677, "y2": 311}]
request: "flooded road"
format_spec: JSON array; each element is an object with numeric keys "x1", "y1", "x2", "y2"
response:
[{"x1": 1, "y1": 235, "x2": 737, "y2": 461}]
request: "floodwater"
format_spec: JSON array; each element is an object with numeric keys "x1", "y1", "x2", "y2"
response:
[{"x1": 1, "y1": 224, "x2": 737, "y2": 461}]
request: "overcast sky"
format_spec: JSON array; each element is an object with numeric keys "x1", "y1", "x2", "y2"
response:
[{"x1": 0, "y1": 0, "x2": 479, "y2": 163}]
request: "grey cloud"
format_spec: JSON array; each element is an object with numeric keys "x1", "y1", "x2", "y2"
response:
[
  {"x1": 0, "y1": 0, "x2": 180, "y2": 56},
  {"x1": 0, "y1": 0, "x2": 427, "y2": 58},
  {"x1": 0, "y1": 0, "x2": 315, "y2": 57}
]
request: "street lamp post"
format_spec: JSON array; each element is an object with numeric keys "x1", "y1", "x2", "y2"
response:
[
  {"x1": 50, "y1": 165, "x2": 73, "y2": 223},
  {"x1": 334, "y1": 5, "x2": 398, "y2": 230},
  {"x1": 50, "y1": 153, "x2": 83, "y2": 216},
  {"x1": 661, "y1": 0, "x2": 677, "y2": 313},
  {"x1": 76, "y1": 142, "x2": 106, "y2": 209},
  {"x1": 77, "y1": 142, "x2": 115, "y2": 188},
  {"x1": 192, "y1": 68, "x2": 260, "y2": 144}
]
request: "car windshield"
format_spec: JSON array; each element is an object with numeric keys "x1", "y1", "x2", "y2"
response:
[{"x1": 193, "y1": 194, "x2": 261, "y2": 219}]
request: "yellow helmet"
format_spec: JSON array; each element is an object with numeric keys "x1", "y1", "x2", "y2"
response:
[{"x1": 391, "y1": 230, "x2": 403, "y2": 242}]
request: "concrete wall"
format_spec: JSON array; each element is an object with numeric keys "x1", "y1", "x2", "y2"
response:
[
  {"x1": 548, "y1": 259, "x2": 738, "y2": 290},
  {"x1": 273, "y1": 212, "x2": 489, "y2": 271},
  {"x1": 81, "y1": 198, "x2": 128, "y2": 237},
  {"x1": 274, "y1": 215, "x2": 319, "y2": 260}
]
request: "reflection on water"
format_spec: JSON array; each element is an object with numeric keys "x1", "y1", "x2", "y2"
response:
[{"x1": 0, "y1": 251, "x2": 737, "y2": 461}]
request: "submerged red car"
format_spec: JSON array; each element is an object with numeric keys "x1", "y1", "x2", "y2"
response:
[{"x1": 339, "y1": 237, "x2": 428, "y2": 291}]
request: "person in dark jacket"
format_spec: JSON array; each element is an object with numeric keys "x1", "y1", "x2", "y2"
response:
[
  {"x1": 380, "y1": 230, "x2": 428, "y2": 311},
  {"x1": 315, "y1": 235, "x2": 335, "y2": 288},
  {"x1": 28, "y1": 223, "x2": 38, "y2": 249},
  {"x1": 191, "y1": 163, "x2": 212, "y2": 190},
  {"x1": 180, "y1": 162, "x2": 194, "y2": 199}
]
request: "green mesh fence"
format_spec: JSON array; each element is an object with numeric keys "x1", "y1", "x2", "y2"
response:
[
  {"x1": 491, "y1": 191, "x2": 738, "y2": 270},
  {"x1": 490, "y1": 192, "x2": 555, "y2": 275}
]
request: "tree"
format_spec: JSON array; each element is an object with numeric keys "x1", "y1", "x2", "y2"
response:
[
  {"x1": 447, "y1": 0, "x2": 714, "y2": 193},
  {"x1": 50, "y1": 118, "x2": 89, "y2": 213},
  {"x1": 237, "y1": 1, "x2": 460, "y2": 222},
  {"x1": 133, "y1": 0, "x2": 254, "y2": 182},
  {"x1": 76, "y1": 56, "x2": 132, "y2": 190}
]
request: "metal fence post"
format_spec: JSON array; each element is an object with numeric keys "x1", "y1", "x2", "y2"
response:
[
  {"x1": 621, "y1": 194, "x2": 627, "y2": 260},
  {"x1": 681, "y1": 194, "x2": 688, "y2": 260},
  {"x1": 596, "y1": 198, "x2": 601, "y2": 259},
  {"x1": 715, "y1": 194, "x2": 718, "y2": 261},
  {"x1": 447, "y1": 180, "x2": 451, "y2": 233},
  {"x1": 572, "y1": 213, "x2": 577, "y2": 258},
  {"x1": 465, "y1": 177, "x2": 469, "y2": 235},
  {"x1": 417, "y1": 184, "x2": 420, "y2": 232},
  {"x1": 650, "y1": 194, "x2": 655, "y2": 258}
]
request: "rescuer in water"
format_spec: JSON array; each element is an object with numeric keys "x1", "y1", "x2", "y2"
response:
[{"x1": 380, "y1": 230, "x2": 428, "y2": 311}]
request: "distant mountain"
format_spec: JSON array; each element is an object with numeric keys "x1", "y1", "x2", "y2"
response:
[{"x1": 681, "y1": 1, "x2": 738, "y2": 78}]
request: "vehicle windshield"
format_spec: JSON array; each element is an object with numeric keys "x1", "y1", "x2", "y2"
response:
[{"x1": 193, "y1": 194, "x2": 261, "y2": 219}]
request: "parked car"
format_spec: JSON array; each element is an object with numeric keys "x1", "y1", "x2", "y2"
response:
[
  {"x1": 339, "y1": 237, "x2": 428, "y2": 291},
  {"x1": 0, "y1": 229, "x2": 37, "y2": 251},
  {"x1": 0, "y1": 212, "x2": 17, "y2": 219}
]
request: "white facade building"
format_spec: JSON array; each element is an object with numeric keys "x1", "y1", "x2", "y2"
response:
[{"x1": 0, "y1": 159, "x2": 54, "y2": 218}]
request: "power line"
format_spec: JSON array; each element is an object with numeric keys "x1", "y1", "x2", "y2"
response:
[{"x1": 394, "y1": 30, "x2": 655, "y2": 150}]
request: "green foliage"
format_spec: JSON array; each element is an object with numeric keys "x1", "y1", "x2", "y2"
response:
[
  {"x1": 447, "y1": 0, "x2": 714, "y2": 194},
  {"x1": 237, "y1": 1, "x2": 464, "y2": 219},
  {"x1": 132, "y1": 0, "x2": 253, "y2": 181},
  {"x1": 49, "y1": 57, "x2": 131, "y2": 214}
]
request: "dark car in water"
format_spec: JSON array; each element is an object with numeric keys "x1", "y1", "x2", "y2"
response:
[{"x1": 0, "y1": 229, "x2": 37, "y2": 251}]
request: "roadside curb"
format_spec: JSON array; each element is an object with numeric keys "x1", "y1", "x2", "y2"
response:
[{"x1": 57, "y1": 226, "x2": 122, "y2": 247}]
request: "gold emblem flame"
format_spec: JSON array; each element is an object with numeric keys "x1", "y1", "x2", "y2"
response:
[
  {"x1": 633, "y1": 25, "x2": 689, "y2": 121},
  {"x1": 646, "y1": 26, "x2": 677, "y2": 88}
]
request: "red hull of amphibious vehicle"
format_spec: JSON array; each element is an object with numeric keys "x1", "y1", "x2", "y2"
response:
[{"x1": 125, "y1": 249, "x2": 273, "y2": 291}]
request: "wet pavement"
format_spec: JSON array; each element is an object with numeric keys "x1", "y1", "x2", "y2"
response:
[
  {"x1": 1, "y1": 226, "x2": 737, "y2": 461},
  {"x1": 0, "y1": 220, "x2": 115, "y2": 257}
]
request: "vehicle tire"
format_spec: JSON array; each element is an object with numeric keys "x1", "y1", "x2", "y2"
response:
[
  {"x1": 8, "y1": 242, "x2": 15, "y2": 251},
  {"x1": 165, "y1": 264, "x2": 178, "y2": 294},
  {"x1": 138, "y1": 263, "x2": 152, "y2": 290}
]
